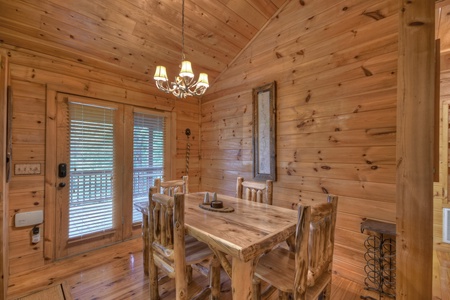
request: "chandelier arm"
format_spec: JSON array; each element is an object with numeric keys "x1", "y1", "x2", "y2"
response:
[
  {"x1": 185, "y1": 80, "x2": 199, "y2": 93},
  {"x1": 156, "y1": 80, "x2": 179, "y2": 95},
  {"x1": 155, "y1": 80, "x2": 170, "y2": 93},
  {"x1": 195, "y1": 86, "x2": 207, "y2": 96}
]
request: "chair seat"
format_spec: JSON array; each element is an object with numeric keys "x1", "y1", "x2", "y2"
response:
[
  {"x1": 255, "y1": 247, "x2": 295, "y2": 293},
  {"x1": 185, "y1": 235, "x2": 213, "y2": 265},
  {"x1": 255, "y1": 247, "x2": 331, "y2": 299}
]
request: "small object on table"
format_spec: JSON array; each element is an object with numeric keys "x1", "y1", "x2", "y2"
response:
[
  {"x1": 198, "y1": 193, "x2": 234, "y2": 213},
  {"x1": 203, "y1": 192, "x2": 210, "y2": 204},
  {"x1": 210, "y1": 200, "x2": 223, "y2": 209}
]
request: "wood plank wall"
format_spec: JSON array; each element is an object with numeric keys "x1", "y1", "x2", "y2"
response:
[
  {"x1": 1, "y1": 46, "x2": 201, "y2": 275},
  {"x1": 201, "y1": 0, "x2": 398, "y2": 285}
]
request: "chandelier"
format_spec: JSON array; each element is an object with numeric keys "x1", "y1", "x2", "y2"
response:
[{"x1": 153, "y1": 0, "x2": 209, "y2": 98}]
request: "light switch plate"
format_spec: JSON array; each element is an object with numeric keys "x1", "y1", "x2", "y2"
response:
[{"x1": 14, "y1": 163, "x2": 41, "y2": 175}]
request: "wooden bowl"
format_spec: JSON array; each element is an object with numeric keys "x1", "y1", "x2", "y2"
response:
[{"x1": 210, "y1": 201, "x2": 223, "y2": 209}]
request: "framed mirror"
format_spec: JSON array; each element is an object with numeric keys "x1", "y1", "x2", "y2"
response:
[{"x1": 252, "y1": 81, "x2": 276, "y2": 181}]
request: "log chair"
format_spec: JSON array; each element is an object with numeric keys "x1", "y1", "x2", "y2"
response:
[
  {"x1": 148, "y1": 188, "x2": 221, "y2": 300},
  {"x1": 252, "y1": 195, "x2": 338, "y2": 300}
]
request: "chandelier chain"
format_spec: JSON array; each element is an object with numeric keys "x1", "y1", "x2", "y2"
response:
[{"x1": 181, "y1": 0, "x2": 185, "y2": 61}]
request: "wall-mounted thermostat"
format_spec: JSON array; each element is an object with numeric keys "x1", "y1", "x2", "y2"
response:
[{"x1": 15, "y1": 210, "x2": 43, "y2": 227}]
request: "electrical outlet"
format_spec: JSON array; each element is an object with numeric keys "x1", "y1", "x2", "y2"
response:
[{"x1": 14, "y1": 163, "x2": 41, "y2": 175}]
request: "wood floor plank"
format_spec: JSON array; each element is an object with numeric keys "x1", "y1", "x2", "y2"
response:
[
  {"x1": 16, "y1": 284, "x2": 65, "y2": 300},
  {"x1": 7, "y1": 238, "x2": 370, "y2": 299}
]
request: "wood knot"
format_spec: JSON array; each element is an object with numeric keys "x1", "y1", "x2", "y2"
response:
[
  {"x1": 353, "y1": 105, "x2": 362, "y2": 113},
  {"x1": 409, "y1": 21, "x2": 424, "y2": 27},
  {"x1": 362, "y1": 10, "x2": 385, "y2": 20},
  {"x1": 305, "y1": 92, "x2": 311, "y2": 103},
  {"x1": 328, "y1": 136, "x2": 338, "y2": 143},
  {"x1": 361, "y1": 66, "x2": 373, "y2": 77}
]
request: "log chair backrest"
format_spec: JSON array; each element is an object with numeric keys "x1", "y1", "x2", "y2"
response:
[
  {"x1": 294, "y1": 195, "x2": 339, "y2": 298},
  {"x1": 154, "y1": 175, "x2": 189, "y2": 196},
  {"x1": 148, "y1": 187, "x2": 187, "y2": 299},
  {"x1": 236, "y1": 176, "x2": 273, "y2": 205}
]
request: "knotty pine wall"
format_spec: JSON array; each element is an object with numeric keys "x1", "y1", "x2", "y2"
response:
[
  {"x1": 2, "y1": 46, "x2": 201, "y2": 275},
  {"x1": 201, "y1": 0, "x2": 398, "y2": 285}
]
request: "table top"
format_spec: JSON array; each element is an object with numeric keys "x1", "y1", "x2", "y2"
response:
[
  {"x1": 188, "y1": 192, "x2": 298, "y2": 262},
  {"x1": 134, "y1": 192, "x2": 298, "y2": 262}
]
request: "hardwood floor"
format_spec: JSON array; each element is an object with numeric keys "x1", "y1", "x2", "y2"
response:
[{"x1": 7, "y1": 238, "x2": 373, "y2": 299}]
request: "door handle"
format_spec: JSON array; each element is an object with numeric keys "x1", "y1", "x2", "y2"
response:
[{"x1": 59, "y1": 182, "x2": 66, "y2": 188}]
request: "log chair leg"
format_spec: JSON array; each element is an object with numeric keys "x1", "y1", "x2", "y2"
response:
[
  {"x1": 186, "y1": 265, "x2": 193, "y2": 284},
  {"x1": 210, "y1": 256, "x2": 221, "y2": 300},
  {"x1": 252, "y1": 277, "x2": 261, "y2": 300},
  {"x1": 278, "y1": 290, "x2": 289, "y2": 300},
  {"x1": 149, "y1": 264, "x2": 159, "y2": 300},
  {"x1": 143, "y1": 212, "x2": 149, "y2": 276},
  {"x1": 323, "y1": 282, "x2": 332, "y2": 300}
]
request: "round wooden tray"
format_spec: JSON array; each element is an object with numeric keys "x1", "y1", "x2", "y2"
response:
[{"x1": 198, "y1": 203, "x2": 235, "y2": 213}]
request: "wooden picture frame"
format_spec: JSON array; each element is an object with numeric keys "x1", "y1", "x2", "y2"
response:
[{"x1": 252, "y1": 81, "x2": 276, "y2": 181}]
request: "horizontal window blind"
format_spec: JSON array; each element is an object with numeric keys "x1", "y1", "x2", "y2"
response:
[
  {"x1": 68, "y1": 102, "x2": 116, "y2": 239},
  {"x1": 132, "y1": 112, "x2": 165, "y2": 223}
]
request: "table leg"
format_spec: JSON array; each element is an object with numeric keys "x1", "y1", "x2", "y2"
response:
[{"x1": 232, "y1": 259, "x2": 254, "y2": 300}]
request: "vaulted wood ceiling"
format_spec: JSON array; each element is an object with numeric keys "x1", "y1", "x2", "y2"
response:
[{"x1": 0, "y1": 0, "x2": 288, "y2": 89}]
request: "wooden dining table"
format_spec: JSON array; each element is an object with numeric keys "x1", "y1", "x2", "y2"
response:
[{"x1": 135, "y1": 192, "x2": 298, "y2": 299}]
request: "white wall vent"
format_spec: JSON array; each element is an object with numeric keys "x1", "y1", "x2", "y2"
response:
[{"x1": 444, "y1": 208, "x2": 450, "y2": 244}]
